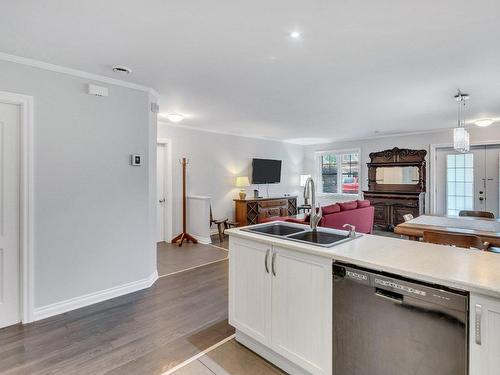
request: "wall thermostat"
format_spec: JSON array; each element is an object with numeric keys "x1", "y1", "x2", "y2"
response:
[
  {"x1": 88, "y1": 84, "x2": 109, "y2": 97},
  {"x1": 131, "y1": 154, "x2": 143, "y2": 166}
]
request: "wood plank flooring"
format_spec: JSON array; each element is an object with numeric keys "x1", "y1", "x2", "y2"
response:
[
  {"x1": 210, "y1": 235, "x2": 229, "y2": 250},
  {"x1": 157, "y1": 241, "x2": 228, "y2": 276},
  {"x1": 0, "y1": 260, "x2": 233, "y2": 375},
  {"x1": 173, "y1": 339, "x2": 285, "y2": 375}
]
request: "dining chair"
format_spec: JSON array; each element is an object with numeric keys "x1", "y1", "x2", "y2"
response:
[
  {"x1": 210, "y1": 205, "x2": 228, "y2": 243},
  {"x1": 423, "y1": 230, "x2": 490, "y2": 250},
  {"x1": 459, "y1": 210, "x2": 495, "y2": 219}
]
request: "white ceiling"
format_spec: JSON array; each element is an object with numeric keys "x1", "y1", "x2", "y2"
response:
[{"x1": 1, "y1": 0, "x2": 500, "y2": 144}]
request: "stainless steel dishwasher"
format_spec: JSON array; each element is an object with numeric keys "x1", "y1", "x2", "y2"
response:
[{"x1": 332, "y1": 263, "x2": 468, "y2": 375}]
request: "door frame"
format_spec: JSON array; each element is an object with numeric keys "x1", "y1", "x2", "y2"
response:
[
  {"x1": 157, "y1": 138, "x2": 173, "y2": 242},
  {"x1": 0, "y1": 91, "x2": 35, "y2": 323},
  {"x1": 430, "y1": 140, "x2": 500, "y2": 214}
]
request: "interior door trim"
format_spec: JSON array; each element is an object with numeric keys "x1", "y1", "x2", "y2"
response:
[{"x1": 0, "y1": 91, "x2": 35, "y2": 324}]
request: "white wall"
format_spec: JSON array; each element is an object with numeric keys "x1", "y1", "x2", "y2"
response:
[
  {"x1": 157, "y1": 123, "x2": 305, "y2": 235},
  {"x1": 0, "y1": 60, "x2": 157, "y2": 311},
  {"x1": 303, "y1": 126, "x2": 500, "y2": 210}
]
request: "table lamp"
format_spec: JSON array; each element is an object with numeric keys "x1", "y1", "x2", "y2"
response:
[{"x1": 235, "y1": 176, "x2": 250, "y2": 200}]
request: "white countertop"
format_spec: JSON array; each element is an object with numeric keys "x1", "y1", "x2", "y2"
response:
[{"x1": 227, "y1": 223, "x2": 500, "y2": 299}]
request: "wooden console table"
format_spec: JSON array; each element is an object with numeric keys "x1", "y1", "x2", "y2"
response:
[{"x1": 234, "y1": 196, "x2": 298, "y2": 226}]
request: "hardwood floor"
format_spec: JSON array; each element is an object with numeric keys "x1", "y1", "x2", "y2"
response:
[
  {"x1": 0, "y1": 260, "x2": 233, "y2": 375},
  {"x1": 157, "y1": 241, "x2": 227, "y2": 277},
  {"x1": 210, "y1": 234, "x2": 229, "y2": 250},
  {"x1": 173, "y1": 339, "x2": 285, "y2": 375}
]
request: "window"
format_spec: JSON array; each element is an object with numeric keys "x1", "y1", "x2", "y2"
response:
[
  {"x1": 316, "y1": 150, "x2": 360, "y2": 195},
  {"x1": 446, "y1": 153, "x2": 473, "y2": 216}
]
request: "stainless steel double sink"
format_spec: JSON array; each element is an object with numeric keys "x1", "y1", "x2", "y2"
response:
[{"x1": 243, "y1": 222, "x2": 360, "y2": 248}]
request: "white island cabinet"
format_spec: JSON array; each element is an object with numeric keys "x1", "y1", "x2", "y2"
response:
[
  {"x1": 229, "y1": 238, "x2": 332, "y2": 375},
  {"x1": 470, "y1": 293, "x2": 500, "y2": 375}
]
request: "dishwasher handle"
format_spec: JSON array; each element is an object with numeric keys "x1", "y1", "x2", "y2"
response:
[{"x1": 375, "y1": 288, "x2": 404, "y2": 304}]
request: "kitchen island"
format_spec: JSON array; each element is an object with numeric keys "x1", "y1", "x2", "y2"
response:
[{"x1": 226, "y1": 221, "x2": 500, "y2": 375}]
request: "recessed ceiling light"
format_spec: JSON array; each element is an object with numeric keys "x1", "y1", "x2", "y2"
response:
[
  {"x1": 475, "y1": 118, "x2": 495, "y2": 127},
  {"x1": 112, "y1": 65, "x2": 132, "y2": 74},
  {"x1": 290, "y1": 31, "x2": 301, "y2": 39},
  {"x1": 165, "y1": 113, "x2": 185, "y2": 123}
]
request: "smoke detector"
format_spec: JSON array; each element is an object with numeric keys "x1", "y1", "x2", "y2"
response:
[{"x1": 112, "y1": 65, "x2": 132, "y2": 75}]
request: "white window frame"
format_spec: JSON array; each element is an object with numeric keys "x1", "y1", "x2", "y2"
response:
[{"x1": 314, "y1": 148, "x2": 361, "y2": 197}]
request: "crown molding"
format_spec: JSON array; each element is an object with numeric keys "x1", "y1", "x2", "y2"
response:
[
  {"x1": 0, "y1": 52, "x2": 160, "y2": 98},
  {"x1": 158, "y1": 120, "x2": 292, "y2": 144}
]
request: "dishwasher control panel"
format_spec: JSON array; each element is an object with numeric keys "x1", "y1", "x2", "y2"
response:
[{"x1": 333, "y1": 262, "x2": 468, "y2": 312}]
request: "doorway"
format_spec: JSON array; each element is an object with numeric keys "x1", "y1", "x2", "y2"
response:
[
  {"x1": 434, "y1": 145, "x2": 500, "y2": 217},
  {"x1": 157, "y1": 139, "x2": 172, "y2": 243},
  {"x1": 0, "y1": 101, "x2": 21, "y2": 328}
]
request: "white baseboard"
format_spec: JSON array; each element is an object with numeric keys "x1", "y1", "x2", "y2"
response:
[
  {"x1": 192, "y1": 234, "x2": 212, "y2": 244},
  {"x1": 33, "y1": 271, "x2": 159, "y2": 321}
]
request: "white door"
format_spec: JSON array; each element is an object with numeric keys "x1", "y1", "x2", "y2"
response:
[
  {"x1": 270, "y1": 246, "x2": 332, "y2": 375},
  {"x1": 156, "y1": 143, "x2": 166, "y2": 242},
  {"x1": 0, "y1": 102, "x2": 20, "y2": 328},
  {"x1": 435, "y1": 146, "x2": 500, "y2": 216},
  {"x1": 470, "y1": 293, "x2": 500, "y2": 375},
  {"x1": 484, "y1": 146, "x2": 500, "y2": 217},
  {"x1": 229, "y1": 238, "x2": 272, "y2": 345}
]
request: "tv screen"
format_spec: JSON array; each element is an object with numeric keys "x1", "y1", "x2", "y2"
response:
[{"x1": 252, "y1": 159, "x2": 282, "y2": 184}]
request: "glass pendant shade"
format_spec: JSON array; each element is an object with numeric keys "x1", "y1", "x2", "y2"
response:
[
  {"x1": 453, "y1": 127, "x2": 470, "y2": 153},
  {"x1": 453, "y1": 90, "x2": 470, "y2": 153}
]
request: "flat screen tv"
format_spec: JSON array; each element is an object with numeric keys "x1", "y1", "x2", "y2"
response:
[{"x1": 252, "y1": 158, "x2": 282, "y2": 184}]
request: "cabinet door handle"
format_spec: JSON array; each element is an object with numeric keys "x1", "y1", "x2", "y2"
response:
[
  {"x1": 271, "y1": 252, "x2": 277, "y2": 276},
  {"x1": 264, "y1": 249, "x2": 270, "y2": 274},
  {"x1": 475, "y1": 304, "x2": 482, "y2": 345}
]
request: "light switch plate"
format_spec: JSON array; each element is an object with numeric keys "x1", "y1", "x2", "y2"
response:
[{"x1": 131, "y1": 154, "x2": 143, "y2": 166}]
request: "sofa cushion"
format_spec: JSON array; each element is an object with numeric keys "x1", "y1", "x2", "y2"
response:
[
  {"x1": 320, "y1": 206, "x2": 375, "y2": 234},
  {"x1": 357, "y1": 199, "x2": 371, "y2": 208},
  {"x1": 339, "y1": 200, "x2": 358, "y2": 211},
  {"x1": 322, "y1": 203, "x2": 340, "y2": 215}
]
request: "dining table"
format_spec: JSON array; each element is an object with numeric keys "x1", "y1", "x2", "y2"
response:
[{"x1": 394, "y1": 214, "x2": 500, "y2": 247}]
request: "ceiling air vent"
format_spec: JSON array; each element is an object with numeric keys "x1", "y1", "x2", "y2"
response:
[{"x1": 112, "y1": 65, "x2": 132, "y2": 75}]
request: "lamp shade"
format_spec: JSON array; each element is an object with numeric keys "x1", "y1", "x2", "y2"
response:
[
  {"x1": 453, "y1": 127, "x2": 470, "y2": 153},
  {"x1": 300, "y1": 174, "x2": 311, "y2": 187},
  {"x1": 235, "y1": 176, "x2": 250, "y2": 187}
]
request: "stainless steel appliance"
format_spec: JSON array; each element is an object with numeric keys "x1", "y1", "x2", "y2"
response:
[{"x1": 332, "y1": 263, "x2": 468, "y2": 375}]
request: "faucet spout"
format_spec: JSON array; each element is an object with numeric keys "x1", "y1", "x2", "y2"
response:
[{"x1": 305, "y1": 177, "x2": 322, "y2": 230}]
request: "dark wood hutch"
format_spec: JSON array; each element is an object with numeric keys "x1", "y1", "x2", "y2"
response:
[{"x1": 363, "y1": 147, "x2": 427, "y2": 231}]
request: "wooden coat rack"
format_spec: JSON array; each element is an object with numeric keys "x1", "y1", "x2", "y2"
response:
[{"x1": 171, "y1": 157, "x2": 198, "y2": 247}]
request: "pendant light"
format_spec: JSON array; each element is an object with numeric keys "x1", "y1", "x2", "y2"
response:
[{"x1": 453, "y1": 90, "x2": 470, "y2": 153}]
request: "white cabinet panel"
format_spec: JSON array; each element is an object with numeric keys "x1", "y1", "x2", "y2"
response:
[
  {"x1": 229, "y1": 238, "x2": 272, "y2": 345},
  {"x1": 271, "y1": 246, "x2": 332, "y2": 375},
  {"x1": 470, "y1": 293, "x2": 500, "y2": 375}
]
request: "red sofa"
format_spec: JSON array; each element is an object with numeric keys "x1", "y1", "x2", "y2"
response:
[
  {"x1": 260, "y1": 200, "x2": 374, "y2": 234},
  {"x1": 318, "y1": 200, "x2": 374, "y2": 234}
]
